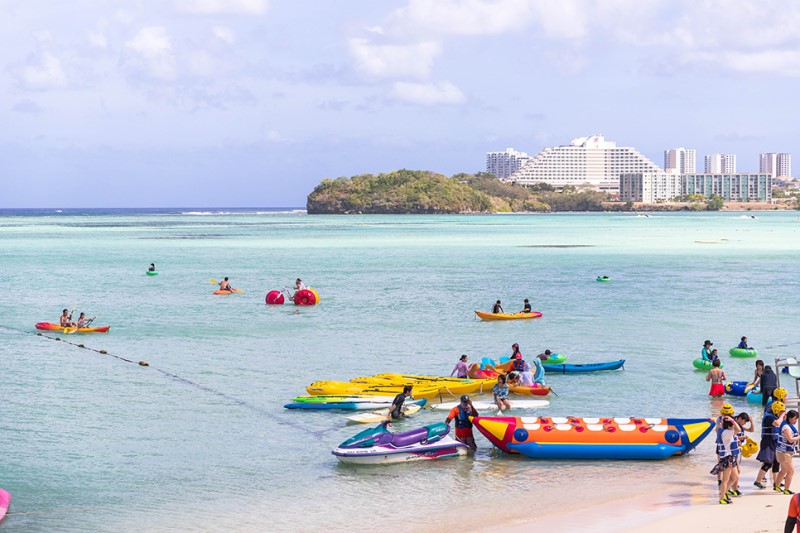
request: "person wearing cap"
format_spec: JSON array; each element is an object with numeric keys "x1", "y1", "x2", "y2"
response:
[
  {"x1": 387, "y1": 385, "x2": 412, "y2": 421},
  {"x1": 715, "y1": 404, "x2": 736, "y2": 488},
  {"x1": 492, "y1": 374, "x2": 512, "y2": 414},
  {"x1": 492, "y1": 300, "x2": 504, "y2": 314},
  {"x1": 445, "y1": 395, "x2": 478, "y2": 451},
  {"x1": 702, "y1": 340, "x2": 715, "y2": 362},
  {"x1": 755, "y1": 400, "x2": 787, "y2": 489},
  {"x1": 706, "y1": 359, "x2": 726, "y2": 396},
  {"x1": 730, "y1": 412, "x2": 755, "y2": 497},
  {"x1": 712, "y1": 414, "x2": 742, "y2": 504},
  {"x1": 775, "y1": 409, "x2": 800, "y2": 495}
]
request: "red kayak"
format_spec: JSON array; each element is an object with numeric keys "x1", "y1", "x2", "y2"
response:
[{"x1": 35, "y1": 322, "x2": 110, "y2": 333}]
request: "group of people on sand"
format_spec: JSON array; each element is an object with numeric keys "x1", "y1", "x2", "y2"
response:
[
  {"x1": 712, "y1": 388, "x2": 800, "y2": 506},
  {"x1": 491, "y1": 299, "x2": 532, "y2": 314},
  {"x1": 59, "y1": 309, "x2": 94, "y2": 329}
]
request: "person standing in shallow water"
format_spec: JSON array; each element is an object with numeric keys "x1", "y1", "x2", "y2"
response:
[
  {"x1": 706, "y1": 359, "x2": 726, "y2": 396},
  {"x1": 450, "y1": 354, "x2": 469, "y2": 378}
]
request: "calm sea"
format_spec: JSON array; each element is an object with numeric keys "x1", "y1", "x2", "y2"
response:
[{"x1": 1, "y1": 209, "x2": 799, "y2": 532}]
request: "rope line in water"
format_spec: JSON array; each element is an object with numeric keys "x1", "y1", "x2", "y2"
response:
[{"x1": 0, "y1": 325, "x2": 337, "y2": 438}]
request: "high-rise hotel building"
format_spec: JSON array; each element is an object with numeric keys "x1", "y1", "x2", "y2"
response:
[
  {"x1": 759, "y1": 153, "x2": 792, "y2": 178},
  {"x1": 664, "y1": 147, "x2": 696, "y2": 174},
  {"x1": 704, "y1": 153, "x2": 737, "y2": 174},
  {"x1": 485, "y1": 148, "x2": 530, "y2": 180},
  {"x1": 505, "y1": 135, "x2": 661, "y2": 192}
]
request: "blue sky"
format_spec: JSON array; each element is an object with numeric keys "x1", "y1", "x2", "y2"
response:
[{"x1": 2, "y1": 0, "x2": 798, "y2": 207}]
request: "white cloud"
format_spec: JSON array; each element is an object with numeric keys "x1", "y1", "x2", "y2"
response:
[
  {"x1": 19, "y1": 51, "x2": 67, "y2": 90},
  {"x1": 125, "y1": 26, "x2": 176, "y2": 80},
  {"x1": 213, "y1": 26, "x2": 235, "y2": 44},
  {"x1": 176, "y1": 0, "x2": 270, "y2": 15},
  {"x1": 266, "y1": 130, "x2": 291, "y2": 142},
  {"x1": 349, "y1": 38, "x2": 441, "y2": 80},
  {"x1": 88, "y1": 31, "x2": 108, "y2": 48},
  {"x1": 389, "y1": 81, "x2": 466, "y2": 105},
  {"x1": 391, "y1": 0, "x2": 533, "y2": 36},
  {"x1": 364, "y1": 26, "x2": 384, "y2": 35}
]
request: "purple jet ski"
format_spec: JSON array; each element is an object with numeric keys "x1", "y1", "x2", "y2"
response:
[{"x1": 332, "y1": 422, "x2": 469, "y2": 464}]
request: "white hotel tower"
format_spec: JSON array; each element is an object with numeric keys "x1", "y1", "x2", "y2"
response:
[
  {"x1": 485, "y1": 148, "x2": 530, "y2": 180},
  {"x1": 664, "y1": 147, "x2": 696, "y2": 174},
  {"x1": 505, "y1": 135, "x2": 661, "y2": 192},
  {"x1": 759, "y1": 153, "x2": 792, "y2": 178}
]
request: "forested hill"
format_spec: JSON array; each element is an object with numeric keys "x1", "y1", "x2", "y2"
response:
[{"x1": 305, "y1": 170, "x2": 607, "y2": 214}]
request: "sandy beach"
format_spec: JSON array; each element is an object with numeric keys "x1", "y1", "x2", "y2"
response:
[{"x1": 480, "y1": 457, "x2": 793, "y2": 533}]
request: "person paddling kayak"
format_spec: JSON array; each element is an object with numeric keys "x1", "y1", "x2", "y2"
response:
[
  {"x1": 521, "y1": 299, "x2": 532, "y2": 313},
  {"x1": 218, "y1": 277, "x2": 236, "y2": 292},
  {"x1": 492, "y1": 300, "x2": 504, "y2": 314},
  {"x1": 59, "y1": 309, "x2": 76, "y2": 328}
]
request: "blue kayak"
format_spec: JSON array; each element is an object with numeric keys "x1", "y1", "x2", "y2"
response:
[{"x1": 541, "y1": 360, "x2": 625, "y2": 374}]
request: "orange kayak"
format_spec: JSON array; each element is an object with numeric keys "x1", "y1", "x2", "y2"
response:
[
  {"x1": 509, "y1": 384, "x2": 551, "y2": 396},
  {"x1": 213, "y1": 289, "x2": 243, "y2": 295},
  {"x1": 35, "y1": 322, "x2": 110, "y2": 333}
]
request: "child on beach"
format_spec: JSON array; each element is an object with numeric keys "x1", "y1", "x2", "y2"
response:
[
  {"x1": 715, "y1": 404, "x2": 735, "y2": 488},
  {"x1": 706, "y1": 359, "x2": 726, "y2": 396},
  {"x1": 755, "y1": 401, "x2": 786, "y2": 489},
  {"x1": 774, "y1": 409, "x2": 800, "y2": 495},
  {"x1": 712, "y1": 415, "x2": 742, "y2": 504},
  {"x1": 730, "y1": 412, "x2": 754, "y2": 497}
]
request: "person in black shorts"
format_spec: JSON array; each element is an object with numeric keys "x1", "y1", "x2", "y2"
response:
[{"x1": 388, "y1": 385, "x2": 413, "y2": 420}]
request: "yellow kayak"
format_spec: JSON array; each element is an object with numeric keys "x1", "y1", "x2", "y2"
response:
[
  {"x1": 306, "y1": 381, "x2": 441, "y2": 400},
  {"x1": 371, "y1": 373, "x2": 494, "y2": 394},
  {"x1": 475, "y1": 310, "x2": 542, "y2": 321},
  {"x1": 350, "y1": 376, "x2": 483, "y2": 395}
]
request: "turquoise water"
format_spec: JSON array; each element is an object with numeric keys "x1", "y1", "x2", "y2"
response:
[{"x1": 1, "y1": 210, "x2": 800, "y2": 532}]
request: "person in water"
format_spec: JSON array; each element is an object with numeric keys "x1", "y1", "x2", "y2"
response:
[
  {"x1": 761, "y1": 365, "x2": 779, "y2": 407},
  {"x1": 738, "y1": 336, "x2": 749, "y2": 350},
  {"x1": 492, "y1": 300, "x2": 503, "y2": 314},
  {"x1": 751, "y1": 359, "x2": 765, "y2": 389},
  {"x1": 387, "y1": 385, "x2": 413, "y2": 420},
  {"x1": 492, "y1": 374, "x2": 512, "y2": 414},
  {"x1": 148, "y1": 263, "x2": 156, "y2": 272},
  {"x1": 521, "y1": 299, "x2": 532, "y2": 313},
  {"x1": 774, "y1": 409, "x2": 800, "y2": 495},
  {"x1": 755, "y1": 400, "x2": 786, "y2": 490},
  {"x1": 537, "y1": 349, "x2": 553, "y2": 361},
  {"x1": 701, "y1": 340, "x2": 715, "y2": 362},
  {"x1": 445, "y1": 395, "x2": 478, "y2": 451},
  {"x1": 59, "y1": 309, "x2": 76, "y2": 328},
  {"x1": 711, "y1": 415, "x2": 742, "y2": 505},
  {"x1": 451, "y1": 354, "x2": 469, "y2": 378},
  {"x1": 706, "y1": 359, "x2": 726, "y2": 396}
]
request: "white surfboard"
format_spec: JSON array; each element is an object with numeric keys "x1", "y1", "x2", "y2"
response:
[
  {"x1": 345, "y1": 404, "x2": 422, "y2": 424},
  {"x1": 428, "y1": 399, "x2": 549, "y2": 411}
]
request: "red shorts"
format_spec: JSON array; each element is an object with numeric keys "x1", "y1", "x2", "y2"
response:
[
  {"x1": 709, "y1": 383, "x2": 725, "y2": 396},
  {"x1": 455, "y1": 427, "x2": 474, "y2": 439}
]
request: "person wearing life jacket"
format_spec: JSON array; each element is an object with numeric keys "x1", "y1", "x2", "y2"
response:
[
  {"x1": 755, "y1": 400, "x2": 786, "y2": 490},
  {"x1": 785, "y1": 492, "x2": 800, "y2": 533},
  {"x1": 445, "y1": 395, "x2": 478, "y2": 451},
  {"x1": 728, "y1": 412, "x2": 754, "y2": 498},
  {"x1": 738, "y1": 336, "x2": 749, "y2": 350},
  {"x1": 774, "y1": 409, "x2": 800, "y2": 495},
  {"x1": 714, "y1": 403, "x2": 735, "y2": 488},
  {"x1": 713, "y1": 415, "x2": 742, "y2": 504},
  {"x1": 511, "y1": 352, "x2": 527, "y2": 373}
]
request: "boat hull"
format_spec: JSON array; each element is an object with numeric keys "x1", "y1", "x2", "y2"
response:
[
  {"x1": 35, "y1": 322, "x2": 110, "y2": 333},
  {"x1": 475, "y1": 310, "x2": 542, "y2": 321},
  {"x1": 542, "y1": 360, "x2": 625, "y2": 374},
  {"x1": 333, "y1": 442, "x2": 468, "y2": 464}
]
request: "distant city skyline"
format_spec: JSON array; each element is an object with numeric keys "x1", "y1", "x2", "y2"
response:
[{"x1": 3, "y1": 2, "x2": 800, "y2": 207}]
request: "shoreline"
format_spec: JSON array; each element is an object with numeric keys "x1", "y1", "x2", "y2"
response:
[{"x1": 473, "y1": 456, "x2": 790, "y2": 533}]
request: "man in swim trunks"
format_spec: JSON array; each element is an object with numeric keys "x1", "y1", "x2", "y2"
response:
[
  {"x1": 59, "y1": 309, "x2": 75, "y2": 328},
  {"x1": 219, "y1": 277, "x2": 232, "y2": 291},
  {"x1": 388, "y1": 385, "x2": 412, "y2": 420},
  {"x1": 492, "y1": 300, "x2": 503, "y2": 314},
  {"x1": 446, "y1": 395, "x2": 478, "y2": 451}
]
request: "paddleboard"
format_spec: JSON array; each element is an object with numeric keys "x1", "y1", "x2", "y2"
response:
[
  {"x1": 0, "y1": 488, "x2": 9, "y2": 523},
  {"x1": 428, "y1": 400, "x2": 549, "y2": 411},
  {"x1": 346, "y1": 404, "x2": 422, "y2": 424}
]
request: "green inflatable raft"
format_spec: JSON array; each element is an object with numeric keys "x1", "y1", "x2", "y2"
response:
[
  {"x1": 729, "y1": 348, "x2": 757, "y2": 358},
  {"x1": 693, "y1": 358, "x2": 723, "y2": 370}
]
